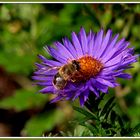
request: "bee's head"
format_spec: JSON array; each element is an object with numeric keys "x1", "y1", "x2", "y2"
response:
[{"x1": 71, "y1": 60, "x2": 80, "y2": 71}]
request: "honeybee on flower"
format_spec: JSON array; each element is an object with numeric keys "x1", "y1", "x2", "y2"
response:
[{"x1": 33, "y1": 27, "x2": 138, "y2": 106}]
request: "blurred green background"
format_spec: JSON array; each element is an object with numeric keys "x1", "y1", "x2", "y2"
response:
[{"x1": 0, "y1": 4, "x2": 140, "y2": 136}]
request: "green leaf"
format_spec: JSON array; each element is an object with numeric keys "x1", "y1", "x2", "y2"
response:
[
  {"x1": 100, "y1": 96, "x2": 115, "y2": 117},
  {"x1": 78, "y1": 117, "x2": 95, "y2": 125},
  {"x1": 73, "y1": 106, "x2": 98, "y2": 120},
  {"x1": 0, "y1": 89, "x2": 48, "y2": 112},
  {"x1": 82, "y1": 122, "x2": 99, "y2": 136},
  {"x1": 74, "y1": 125, "x2": 93, "y2": 136},
  {"x1": 130, "y1": 123, "x2": 140, "y2": 136},
  {"x1": 83, "y1": 4, "x2": 100, "y2": 27},
  {"x1": 22, "y1": 109, "x2": 64, "y2": 136},
  {"x1": 118, "y1": 115, "x2": 124, "y2": 127},
  {"x1": 110, "y1": 110, "x2": 117, "y2": 125},
  {"x1": 104, "y1": 102, "x2": 115, "y2": 120},
  {"x1": 133, "y1": 5, "x2": 140, "y2": 14}
]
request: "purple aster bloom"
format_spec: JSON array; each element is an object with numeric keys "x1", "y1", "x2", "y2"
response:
[{"x1": 32, "y1": 27, "x2": 138, "y2": 106}]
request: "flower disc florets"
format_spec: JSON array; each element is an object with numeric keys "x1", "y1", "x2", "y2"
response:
[
  {"x1": 33, "y1": 27, "x2": 138, "y2": 106},
  {"x1": 77, "y1": 56, "x2": 103, "y2": 81}
]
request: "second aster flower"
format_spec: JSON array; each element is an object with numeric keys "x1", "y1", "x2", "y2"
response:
[{"x1": 33, "y1": 28, "x2": 138, "y2": 106}]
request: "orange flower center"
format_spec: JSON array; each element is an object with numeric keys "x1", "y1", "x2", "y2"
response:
[{"x1": 76, "y1": 56, "x2": 103, "y2": 81}]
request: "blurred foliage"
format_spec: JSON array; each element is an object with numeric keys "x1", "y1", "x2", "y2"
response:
[
  {"x1": 72, "y1": 94, "x2": 140, "y2": 137},
  {"x1": 22, "y1": 109, "x2": 64, "y2": 136},
  {"x1": 0, "y1": 4, "x2": 140, "y2": 136},
  {"x1": 0, "y1": 89, "x2": 48, "y2": 112}
]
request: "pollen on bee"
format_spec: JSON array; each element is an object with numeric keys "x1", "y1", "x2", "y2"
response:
[{"x1": 77, "y1": 56, "x2": 103, "y2": 80}]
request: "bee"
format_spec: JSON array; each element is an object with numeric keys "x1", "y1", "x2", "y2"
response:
[{"x1": 52, "y1": 60, "x2": 83, "y2": 90}]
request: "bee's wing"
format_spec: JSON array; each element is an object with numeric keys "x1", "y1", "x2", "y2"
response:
[
  {"x1": 36, "y1": 66, "x2": 60, "y2": 75},
  {"x1": 46, "y1": 66, "x2": 60, "y2": 71}
]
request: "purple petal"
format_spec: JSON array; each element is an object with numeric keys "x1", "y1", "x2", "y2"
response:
[
  {"x1": 78, "y1": 27, "x2": 88, "y2": 54},
  {"x1": 106, "y1": 42, "x2": 130, "y2": 62},
  {"x1": 93, "y1": 29, "x2": 104, "y2": 58},
  {"x1": 115, "y1": 73, "x2": 132, "y2": 79},
  {"x1": 118, "y1": 55, "x2": 138, "y2": 69},
  {"x1": 44, "y1": 46, "x2": 67, "y2": 64},
  {"x1": 98, "y1": 69, "x2": 115, "y2": 76},
  {"x1": 89, "y1": 85, "x2": 99, "y2": 97},
  {"x1": 88, "y1": 34, "x2": 95, "y2": 56},
  {"x1": 83, "y1": 89, "x2": 90, "y2": 102},
  {"x1": 71, "y1": 32, "x2": 83, "y2": 57},
  {"x1": 96, "y1": 77, "x2": 116, "y2": 88},
  {"x1": 98, "y1": 33, "x2": 119, "y2": 60},
  {"x1": 39, "y1": 86, "x2": 54, "y2": 93},
  {"x1": 34, "y1": 69, "x2": 57, "y2": 76},
  {"x1": 38, "y1": 54, "x2": 63, "y2": 67},
  {"x1": 72, "y1": 88, "x2": 84, "y2": 101},
  {"x1": 65, "y1": 92, "x2": 75, "y2": 100},
  {"x1": 97, "y1": 29, "x2": 112, "y2": 58},
  {"x1": 79, "y1": 95, "x2": 85, "y2": 107},
  {"x1": 104, "y1": 56, "x2": 123, "y2": 68},
  {"x1": 36, "y1": 81, "x2": 53, "y2": 86},
  {"x1": 62, "y1": 37, "x2": 77, "y2": 58},
  {"x1": 50, "y1": 96, "x2": 64, "y2": 103},
  {"x1": 101, "y1": 38, "x2": 126, "y2": 62},
  {"x1": 103, "y1": 56, "x2": 123, "y2": 71},
  {"x1": 90, "y1": 78, "x2": 108, "y2": 93},
  {"x1": 104, "y1": 47, "x2": 133, "y2": 67},
  {"x1": 128, "y1": 47, "x2": 134, "y2": 54},
  {"x1": 54, "y1": 41, "x2": 74, "y2": 59},
  {"x1": 87, "y1": 30, "x2": 94, "y2": 42},
  {"x1": 35, "y1": 63, "x2": 47, "y2": 69},
  {"x1": 32, "y1": 76, "x2": 53, "y2": 81}
]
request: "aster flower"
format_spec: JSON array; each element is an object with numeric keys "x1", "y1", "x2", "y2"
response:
[{"x1": 33, "y1": 27, "x2": 138, "y2": 106}]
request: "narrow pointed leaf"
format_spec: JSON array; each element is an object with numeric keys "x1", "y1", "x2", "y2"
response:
[
  {"x1": 100, "y1": 96, "x2": 115, "y2": 117},
  {"x1": 73, "y1": 106, "x2": 98, "y2": 120},
  {"x1": 104, "y1": 102, "x2": 116, "y2": 120}
]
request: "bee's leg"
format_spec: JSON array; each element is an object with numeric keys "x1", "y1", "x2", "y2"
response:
[{"x1": 71, "y1": 79, "x2": 76, "y2": 82}]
